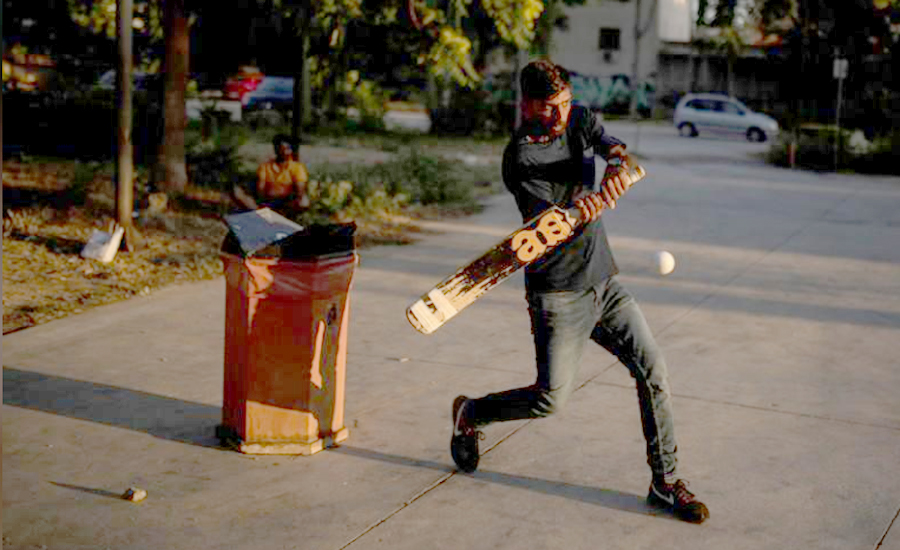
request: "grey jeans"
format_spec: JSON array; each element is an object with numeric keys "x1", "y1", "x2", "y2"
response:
[{"x1": 470, "y1": 276, "x2": 678, "y2": 477}]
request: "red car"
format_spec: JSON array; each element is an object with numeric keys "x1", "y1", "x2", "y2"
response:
[{"x1": 224, "y1": 66, "x2": 264, "y2": 101}]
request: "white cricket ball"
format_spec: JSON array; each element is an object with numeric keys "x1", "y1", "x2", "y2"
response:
[{"x1": 656, "y1": 251, "x2": 676, "y2": 276}]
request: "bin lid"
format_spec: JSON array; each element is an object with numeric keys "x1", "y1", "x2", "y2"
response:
[
  {"x1": 222, "y1": 208, "x2": 356, "y2": 259},
  {"x1": 222, "y1": 208, "x2": 305, "y2": 257}
]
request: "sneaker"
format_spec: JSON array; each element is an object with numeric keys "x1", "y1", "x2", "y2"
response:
[
  {"x1": 647, "y1": 478, "x2": 710, "y2": 524},
  {"x1": 450, "y1": 396, "x2": 482, "y2": 473}
]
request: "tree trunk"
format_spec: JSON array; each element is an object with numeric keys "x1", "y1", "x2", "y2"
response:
[
  {"x1": 160, "y1": 0, "x2": 189, "y2": 192},
  {"x1": 292, "y1": 0, "x2": 311, "y2": 145},
  {"x1": 292, "y1": 39, "x2": 304, "y2": 145},
  {"x1": 302, "y1": 32, "x2": 312, "y2": 127},
  {"x1": 117, "y1": 0, "x2": 137, "y2": 251}
]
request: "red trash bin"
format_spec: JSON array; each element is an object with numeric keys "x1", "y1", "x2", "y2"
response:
[{"x1": 216, "y1": 209, "x2": 357, "y2": 455}]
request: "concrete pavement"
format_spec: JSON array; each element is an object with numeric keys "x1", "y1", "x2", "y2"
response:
[{"x1": 4, "y1": 133, "x2": 900, "y2": 549}]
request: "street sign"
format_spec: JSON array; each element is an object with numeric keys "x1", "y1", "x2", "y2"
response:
[{"x1": 833, "y1": 58, "x2": 849, "y2": 80}]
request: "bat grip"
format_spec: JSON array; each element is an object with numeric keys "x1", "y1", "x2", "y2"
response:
[{"x1": 569, "y1": 159, "x2": 645, "y2": 225}]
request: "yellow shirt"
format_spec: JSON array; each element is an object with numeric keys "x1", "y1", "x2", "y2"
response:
[{"x1": 256, "y1": 159, "x2": 309, "y2": 200}]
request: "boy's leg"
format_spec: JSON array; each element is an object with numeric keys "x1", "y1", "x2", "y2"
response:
[
  {"x1": 451, "y1": 288, "x2": 597, "y2": 473},
  {"x1": 588, "y1": 276, "x2": 678, "y2": 479},
  {"x1": 589, "y1": 277, "x2": 709, "y2": 523},
  {"x1": 470, "y1": 288, "x2": 598, "y2": 425}
]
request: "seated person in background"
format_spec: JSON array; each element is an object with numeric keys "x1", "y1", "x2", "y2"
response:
[{"x1": 232, "y1": 134, "x2": 310, "y2": 215}]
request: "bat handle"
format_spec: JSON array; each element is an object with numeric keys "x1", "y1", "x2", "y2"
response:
[{"x1": 570, "y1": 160, "x2": 646, "y2": 225}]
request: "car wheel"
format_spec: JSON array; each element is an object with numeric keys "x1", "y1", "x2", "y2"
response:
[
  {"x1": 678, "y1": 122, "x2": 697, "y2": 137},
  {"x1": 747, "y1": 128, "x2": 766, "y2": 142}
]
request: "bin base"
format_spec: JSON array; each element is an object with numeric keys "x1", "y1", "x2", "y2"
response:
[{"x1": 216, "y1": 425, "x2": 349, "y2": 456}]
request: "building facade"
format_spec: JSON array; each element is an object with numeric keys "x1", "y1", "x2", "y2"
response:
[{"x1": 490, "y1": 0, "x2": 785, "y2": 117}]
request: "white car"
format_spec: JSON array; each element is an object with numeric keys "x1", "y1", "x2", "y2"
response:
[{"x1": 674, "y1": 93, "x2": 779, "y2": 142}]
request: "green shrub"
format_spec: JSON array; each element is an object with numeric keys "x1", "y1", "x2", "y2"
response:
[
  {"x1": 768, "y1": 128, "x2": 900, "y2": 175},
  {"x1": 296, "y1": 178, "x2": 407, "y2": 226},
  {"x1": 393, "y1": 149, "x2": 473, "y2": 205},
  {"x1": 849, "y1": 130, "x2": 900, "y2": 175},
  {"x1": 311, "y1": 148, "x2": 477, "y2": 208},
  {"x1": 185, "y1": 125, "x2": 253, "y2": 192},
  {"x1": 298, "y1": 147, "x2": 479, "y2": 224}
]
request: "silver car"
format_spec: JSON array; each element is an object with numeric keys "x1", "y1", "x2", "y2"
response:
[{"x1": 674, "y1": 93, "x2": 779, "y2": 142}]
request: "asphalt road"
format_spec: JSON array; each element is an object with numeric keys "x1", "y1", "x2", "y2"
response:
[{"x1": 601, "y1": 119, "x2": 774, "y2": 165}]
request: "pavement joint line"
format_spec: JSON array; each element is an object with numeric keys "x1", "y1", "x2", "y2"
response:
[
  {"x1": 586, "y1": 379, "x2": 900, "y2": 432},
  {"x1": 338, "y1": 423, "x2": 538, "y2": 549},
  {"x1": 339, "y1": 471, "x2": 457, "y2": 550},
  {"x1": 390, "y1": 357, "x2": 526, "y2": 374},
  {"x1": 875, "y1": 504, "x2": 900, "y2": 550}
]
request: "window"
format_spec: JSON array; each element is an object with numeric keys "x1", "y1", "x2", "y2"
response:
[
  {"x1": 715, "y1": 101, "x2": 744, "y2": 115},
  {"x1": 599, "y1": 28, "x2": 621, "y2": 51},
  {"x1": 686, "y1": 99, "x2": 711, "y2": 111}
]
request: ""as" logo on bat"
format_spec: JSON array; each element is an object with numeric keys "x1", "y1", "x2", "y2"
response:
[{"x1": 510, "y1": 210, "x2": 574, "y2": 262}]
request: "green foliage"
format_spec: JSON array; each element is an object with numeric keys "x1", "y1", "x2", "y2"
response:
[
  {"x1": 480, "y1": 0, "x2": 544, "y2": 49},
  {"x1": 299, "y1": 175, "x2": 408, "y2": 226},
  {"x1": 767, "y1": 129, "x2": 900, "y2": 175},
  {"x1": 306, "y1": 148, "x2": 479, "y2": 220},
  {"x1": 407, "y1": 0, "x2": 547, "y2": 86},
  {"x1": 425, "y1": 26, "x2": 482, "y2": 86},
  {"x1": 344, "y1": 71, "x2": 386, "y2": 131},
  {"x1": 184, "y1": 125, "x2": 252, "y2": 192},
  {"x1": 852, "y1": 131, "x2": 900, "y2": 175},
  {"x1": 386, "y1": 149, "x2": 476, "y2": 206},
  {"x1": 67, "y1": 0, "x2": 164, "y2": 68}
]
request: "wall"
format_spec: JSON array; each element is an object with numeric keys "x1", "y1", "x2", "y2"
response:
[{"x1": 551, "y1": 0, "x2": 660, "y2": 83}]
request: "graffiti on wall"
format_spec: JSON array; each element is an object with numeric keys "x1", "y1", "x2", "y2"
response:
[
  {"x1": 569, "y1": 72, "x2": 656, "y2": 114},
  {"x1": 483, "y1": 71, "x2": 656, "y2": 117}
]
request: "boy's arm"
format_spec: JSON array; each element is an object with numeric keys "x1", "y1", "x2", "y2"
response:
[{"x1": 584, "y1": 111, "x2": 632, "y2": 210}]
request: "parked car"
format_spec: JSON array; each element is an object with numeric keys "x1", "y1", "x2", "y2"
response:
[
  {"x1": 674, "y1": 93, "x2": 779, "y2": 142},
  {"x1": 224, "y1": 65, "x2": 264, "y2": 101},
  {"x1": 242, "y1": 76, "x2": 294, "y2": 111},
  {"x1": 241, "y1": 76, "x2": 294, "y2": 127},
  {"x1": 95, "y1": 69, "x2": 160, "y2": 91}
]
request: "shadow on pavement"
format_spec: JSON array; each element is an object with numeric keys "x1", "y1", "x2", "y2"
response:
[
  {"x1": 331, "y1": 445, "x2": 677, "y2": 521},
  {"x1": 3, "y1": 367, "x2": 224, "y2": 449},
  {"x1": 49, "y1": 482, "x2": 124, "y2": 500},
  {"x1": 4, "y1": 367, "x2": 682, "y2": 521}
]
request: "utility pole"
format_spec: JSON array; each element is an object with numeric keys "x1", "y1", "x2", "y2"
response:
[
  {"x1": 629, "y1": 0, "x2": 643, "y2": 121},
  {"x1": 630, "y1": 0, "x2": 658, "y2": 150},
  {"x1": 833, "y1": 53, "x2": 849, "y2": 172}
]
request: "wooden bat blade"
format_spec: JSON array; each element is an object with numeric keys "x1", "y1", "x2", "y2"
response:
[{"x1": 407, "y1": 156, "x2": 646, "y2": 335}]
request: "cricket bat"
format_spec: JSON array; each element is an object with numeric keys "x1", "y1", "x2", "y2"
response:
[{"x1": 406, "y1": 156, "x2": 646, "y2": 334}]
